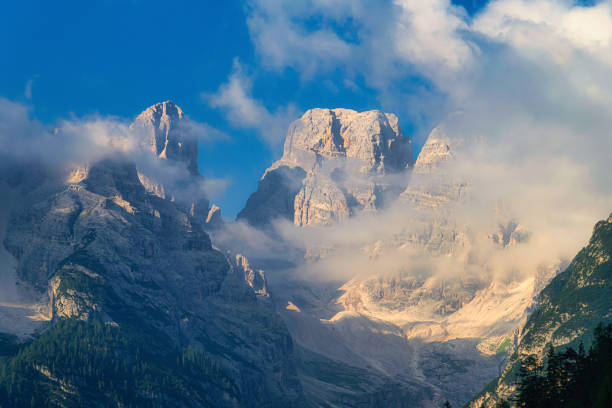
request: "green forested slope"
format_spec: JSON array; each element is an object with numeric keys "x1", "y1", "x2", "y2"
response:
[
  {"x1": 471, "y1": 213, "x2": 612, "y2": 407},
  {"x1": 0, "y1": 319, "x2": 239, "y2": 408}
]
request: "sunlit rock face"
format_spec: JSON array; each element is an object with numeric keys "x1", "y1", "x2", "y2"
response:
[
  {"x1": 400, "y1": 126, "x2": 467, "y2": 210},
  {"x1": 132, "y1": 101, "x2": 210, "y2": 220},
  {"x1": 279, "y1": 108, "x2": 411, "y2": 174},
  {"x1": 232, "y1": 253, "x2": 268, "y2": 297},
  {"x1": 236, "y1": 115, "x2": 563, "y2": 407},
  {"x1": 332, "y1": 123, "x2": 547, "y2": 345},
  {"x1": 132, "y1": 100, "x2": 198, "y2": 175},
  {"x1": 238, "y1": 108, "x2": 413, "y2": 227},
  {"x1": 205, "y1": 204, "x2": 224, "y2": 230}
]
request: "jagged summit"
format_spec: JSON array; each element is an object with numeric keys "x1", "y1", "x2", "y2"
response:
[
  {"x1": 399, "y1": 125, "x2": 466, "y2": 209},
  {"x1": 130, "y1": 101, "x2": 210, "y2": 219},
  {"x1": 411, "y1": 128, "x2": 454, "y2": 176},
  {"x1": 133, "y1": 100, "x2": 198, "y2": 175},
  {"x1": 277, "y1": 108, "x2": 412, "y2": 174},
  {"x1": 238, "y1": 108, "x2": 413, "y2": 227}
]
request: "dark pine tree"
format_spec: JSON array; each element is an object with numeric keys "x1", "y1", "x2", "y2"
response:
[{"x1": 513, "y1": 323, "x2": 612, "y2": 408}]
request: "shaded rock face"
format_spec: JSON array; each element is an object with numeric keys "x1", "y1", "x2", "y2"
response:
[
  {"x1": 489, "y1": 220, "x2": 531, "y2": 248},
  {"x1": 132, "y1": 101, "x2": 198, "y2": 175},
  {"x1": 237, "y1": 166, "x2": 307, "y2": 228},
  {"x1": 2, "y1": 158, "x2": 303, "y2": 407},
  {"x1": 239, "y1": 108, "x2": 412, "y2": 227}
]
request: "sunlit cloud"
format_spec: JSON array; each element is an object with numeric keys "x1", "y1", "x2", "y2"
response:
[{"x1": 203, "y1": 59, "x2": 299, "y2": 150}]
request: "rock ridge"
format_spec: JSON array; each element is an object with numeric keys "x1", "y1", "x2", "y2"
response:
[
  {"x1": 132, "y1": 100, "x2": 198, "y2": 175},
  {"x1": 239, "y1": 108, "x2": 413, "y2": 227}
]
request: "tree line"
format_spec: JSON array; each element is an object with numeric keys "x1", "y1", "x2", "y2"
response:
[{"x1": 498, "y1": 323, "x2": 612, "y2": 408}]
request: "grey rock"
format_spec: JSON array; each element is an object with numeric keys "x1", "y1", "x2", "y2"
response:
[
  {"x1": 239, "y1": 108, "x2": 412, "y2": 227},
  {"x1": 400, "y1": 127, "x2": 467, "y2": 210},
  {"x1": 2, "y1": 158, "x2": 303, "y2": 406},
  {"x1": 132, "y1": 100, "x2": 198, "y2": 175},
  {"x1": 293, "y1": 172, "x2": 350, "y2": 226},
  {"x1": 237, "y1": 166, "x2": 307, "y2": 227},
  {"x1": 133, "y1": 101, "x2": 210, "y2": 221}
]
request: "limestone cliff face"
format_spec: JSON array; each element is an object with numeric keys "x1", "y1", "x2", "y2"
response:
[
  {"x1": 293, "y1": 172, "x2": 351, "y2": 226},
  {"x1": 232, "y1": 254, "x2": 268, "y2": 297},
  {"x1": 65, "y1": 101, "x2": 212, "y2": 222},
  {"x1": 400, "y1": 127, "x2": 467, "y2": 210},
  {"x1": 252, "y1": 117, "x2": 551, "y2": 407},
  {"x1": 132, "y1": 100, "x2": 198, "y2": 175},
  {"x1": 237, "y1": 166, "x2": 307, "y2": 228},
  {"x1": 238, "y1": 108, "x2": 412, "y2": 227},
  {"x1": 279, "y1": 108, "x2": 410, "y2": 174},
  {"x1": 335, "y1": 124, "x2": 541, "y2": 342},
  {"x1": 2, "y1": 157, "x2": 300, "y2": 404},
  {"x1": 132, "y1": 101, "x2": 212, "y2": 222}
]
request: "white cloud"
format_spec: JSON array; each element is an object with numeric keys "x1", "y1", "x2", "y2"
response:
[
  {"x1": 240, "y1": 0, "x2": 479, "y2": 138},
  {"x1": 202, "y1": 177, "x2": 231, "y2": 201},
  {"x1": 223, "y1": 0, "x2": 612, "y2": 290},
  {"x1": 0, "y1": 97, "x2": 229, "y2": 204},
  {"x1": 393, "y1": 0, "x2": 474, "y2": 71},
  {"x1": 24, "y1": 75, "x2": 39, "y2": 100},
  {"x1": 178, "y1": 118, "x2": 230, "y2": 143},
  {"x1": 245, "y1": 0, "x2": 353, "y2": 76},
  {"x1": 473, "y1": 0, "x2": 612, "y2": 65},
  {"x1": 204, "y1": 59, "x2": 299, "y2": 148},
  {"x1": 245, "y1": 0, "x2": 476, "y2": 88}
]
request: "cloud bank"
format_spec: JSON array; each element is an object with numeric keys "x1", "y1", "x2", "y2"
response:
[
  {"x1": 210, "y1": 0, "x2": 612, "y2": 296},
  {"x1": 0, "y1": 97, "x2": 228, "y2": 203}
]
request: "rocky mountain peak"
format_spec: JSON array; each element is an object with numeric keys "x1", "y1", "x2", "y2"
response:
[
  {"x1": 279, "y1": 108, "x2": 411, "y2": 174},
  {"x1": 129, "y1": 101, "x2": 210, "y2": 220},
  {"x1": 133, "y1": 100, "x2": 198, "y2": 175},
  {"x1": 239, "y1": 108, "x2": 412, "y2": 227},
  {"x1": 399, "y1": 125, "x2": 467, "y2": 210},
  {"x1": 412, "y1": 128, "x2": 454, "y2": 175}
]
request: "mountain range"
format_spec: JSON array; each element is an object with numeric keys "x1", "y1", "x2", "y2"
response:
[{"x1": 0, "y1": 101, "x2": 609, "y2": 408}]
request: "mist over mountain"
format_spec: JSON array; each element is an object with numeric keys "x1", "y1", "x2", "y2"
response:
[
  {"x1": 207, "y1": 102, "x2": 609, "y2": 406},
  {"x1": 1, "y1": 90, "x2": 609, "y2": 406},
  {"x1": 3, "y1": 1, "x2": 612, "y2": 407},
  {"x1": 472, "y1": 213, "x2": 612, "y2": 407},
  {"x1": 0, "y1": 102, "x2": 305, "y2": 407}
]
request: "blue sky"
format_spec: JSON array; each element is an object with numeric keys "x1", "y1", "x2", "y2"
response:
[{"x1": 2, "y1": 0, "x2": 489, "y2": 217}]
